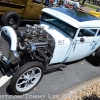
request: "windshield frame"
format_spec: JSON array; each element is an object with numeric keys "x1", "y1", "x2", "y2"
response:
[{"x1": 41, "y1": 12, "x2": 77, "y2": 39}]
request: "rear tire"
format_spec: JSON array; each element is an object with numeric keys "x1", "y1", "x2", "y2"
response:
[
  {"x1": 95, "y1": 47, "x2": 100, "y2": 59},
  {"x1": 10, "y1": 62, "x2": 44, "y2": 95},
  {"x1": 92, "y1": 47, "x2": 100, "y2": 66},
  {"x1": 1, "y1": 11, "x2": 21, "y2": 29}
]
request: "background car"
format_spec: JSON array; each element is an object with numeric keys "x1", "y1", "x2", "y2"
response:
[
  {"x1": 88, "y1": 8, "x2": 100, "y2": 18},
  {"x1": 0, "y1": 0, "x2": 45, "y2": 29}
]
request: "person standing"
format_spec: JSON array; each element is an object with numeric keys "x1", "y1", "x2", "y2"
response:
[
  {"x1": 81, "y1": 0, "x2": 86, "y2": 5},
  {"x1": 73, "y1": 0, "x2": 80, "y2": 9},
  {"x1": 44, "y1": 0, "x2": 50, "y2": 7},
  {"x1": 93, "y1": 0, "x2": 96, "y2": 5},
  {"x1": 53, "y1": 0, "x2": 58, "y2": 6},
  {"x1": 64, "y1": 0, "x2": 69, "y2": 5},
  {"x1": 95, "y1": 0, "x2": 99, "y2": 5}
]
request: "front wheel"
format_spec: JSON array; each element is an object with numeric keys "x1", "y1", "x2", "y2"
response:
[{"x1": 10, "y1": 62, "x2": 44, "y2": 95}]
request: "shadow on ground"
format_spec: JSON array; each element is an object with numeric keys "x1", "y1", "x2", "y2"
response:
[{"x1": 6, "y1": 85, "x2": 14, "y2": 95}]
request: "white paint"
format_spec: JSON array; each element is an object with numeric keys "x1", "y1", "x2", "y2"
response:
[
  {"x1": 41, "y1": 23, "x2": 71, "y2": 64},
  {"x1": 42, "y1": 8, "x2": 100, "y2": 28},
  {"x1": 1, "y1": 26, "x2": 17, "y2": 51},
  {"x1": 0, "y1": 71, "x2": 12, "y2": 87}
]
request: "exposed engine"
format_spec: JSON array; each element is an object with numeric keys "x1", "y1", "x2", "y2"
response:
[
  {"x1": 17, "y1": 24, "x2": 54, "y2": 52},
  {"x1": 0, "y1": 24, "x2": 55, "y2": 72},
  {"x1": 16, "y1": 24, "x2": 55, "y2": 68}
]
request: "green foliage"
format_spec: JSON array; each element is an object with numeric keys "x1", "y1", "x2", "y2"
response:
[{"x1": 85, "y1": 3, "x2": 99, "y2": 9}]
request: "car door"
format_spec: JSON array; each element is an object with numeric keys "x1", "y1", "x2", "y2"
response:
[
  {"x1": 94, "y1": 30, "x2": 100, "y2": 50},
  {"x1": 65, "y1": 28, "x2": 98, "y2": 62}
]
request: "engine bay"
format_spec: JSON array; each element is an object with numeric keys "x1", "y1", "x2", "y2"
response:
[
  {"x1": 0, "y1": 24, "x2": 55, "y2": 73},
  {"x1": 17, "y1": 24, "x2": 55, "y2": 53}
]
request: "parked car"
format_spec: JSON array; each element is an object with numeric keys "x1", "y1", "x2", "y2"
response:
[
  {"x1": 0, "y1": 0, "x2": 45, "y2": 29},
  {"x1": 88, "y1": 8, "x2": 100, "y2": 18},
  {"x1": 1, "y1": 7, "x2": 100, "y2": 95}
]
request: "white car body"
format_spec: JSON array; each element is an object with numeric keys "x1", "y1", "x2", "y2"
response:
[
  {"x1": 40, "y1": 7, "x2": 100, "y2": 64},
  {"x1": 1, "y1": 7, "x2": 100, "y2": 94}
]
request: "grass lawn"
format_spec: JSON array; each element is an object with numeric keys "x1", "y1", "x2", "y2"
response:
[
  {"x1": 85, "y1": 3, "x2": 99, "y2": 9},
  {"x1": 79, "y1": 1, "x2": 99, "y2": 10}
]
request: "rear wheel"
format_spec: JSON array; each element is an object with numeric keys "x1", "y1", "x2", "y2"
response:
[
  {"x1": 10, "y1": 62, "x2": 44, "y2": 95},
  {"x1": 95, "y1": 47, "x2": 100, "y2": 59},
  {"x1": 86, "y1": 47, "x2": 100, "y2": 66},
  {"x1": 93, "y1": 47, "x2": 100, "y2": 66}
]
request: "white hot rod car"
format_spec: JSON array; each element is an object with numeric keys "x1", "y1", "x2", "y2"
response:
[{"x1": 0, "y1": 7, "x2": 100, "y2": 94}]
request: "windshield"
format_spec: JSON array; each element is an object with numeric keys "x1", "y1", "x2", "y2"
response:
[{"x1": 41, "y1": 13, "x2": 77, "y2": 38}]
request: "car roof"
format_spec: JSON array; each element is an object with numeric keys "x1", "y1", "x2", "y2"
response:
[{"x1": 42, "y1": 7, "x2": 100, "y2": 28}]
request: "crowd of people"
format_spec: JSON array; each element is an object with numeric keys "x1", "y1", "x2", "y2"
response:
[
  {"x1": 44, "y1": 0, "x2": 81, "y2": 9},
  {"x1": 44, "y1": 0, "x2": 100, "y2": 7},
  {"x1": 1, "y1": 0, "x2": 100, "y2": 8}
]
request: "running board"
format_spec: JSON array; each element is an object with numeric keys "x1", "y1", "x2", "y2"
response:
[
  {"x1": 0, "y1": 71, "x2": 12, "y2": 87},
  {"x1": 46, "y1": 64, "x2": 66, "y2": 71}
]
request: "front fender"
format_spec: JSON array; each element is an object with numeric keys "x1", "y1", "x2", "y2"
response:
[{"x1": 1, "y1": 26, "x2": 17, "y2": 51}]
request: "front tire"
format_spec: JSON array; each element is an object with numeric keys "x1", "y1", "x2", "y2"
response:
[{"x1": 10, "y1": 62, "x2": 44, "y2": 95}]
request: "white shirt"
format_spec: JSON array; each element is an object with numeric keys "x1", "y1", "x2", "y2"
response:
[
  {"x1": 64, "y1": 0, "x2": 69, "y2": 5},
  {"x1": 73, "y1": 1, "x2": 80, "y2": 8}
]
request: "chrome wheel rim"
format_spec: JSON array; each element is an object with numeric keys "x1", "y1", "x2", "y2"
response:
[{"x1": 16, "y1": 67, "x2": 42, "y2": 92}]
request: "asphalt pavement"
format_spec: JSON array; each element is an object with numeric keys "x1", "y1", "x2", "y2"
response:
[{"x1": 0, "y1": 58, "x2": 100, "y2": 100}]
